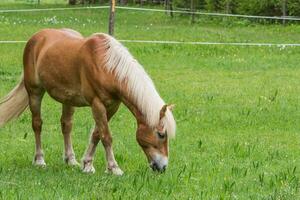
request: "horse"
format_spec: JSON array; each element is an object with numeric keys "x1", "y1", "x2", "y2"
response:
[{"x1": 0, "y1": 28, "x2": 176, "y2": 175}]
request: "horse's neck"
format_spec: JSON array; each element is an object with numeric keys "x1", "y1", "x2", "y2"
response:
[
  {"x1": 116, "y1": 78, "x2": 164, "y2": 130},
  {"x1": 120, "y1": 93, "x2": 146, "y2": 126}
]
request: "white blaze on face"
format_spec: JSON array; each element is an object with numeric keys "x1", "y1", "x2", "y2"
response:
[{"x1": 152, "y1": 153, "x2": 168, "y2": 169}]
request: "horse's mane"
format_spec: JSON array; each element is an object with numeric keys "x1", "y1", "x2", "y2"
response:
[{"x1": 100, "y1": 33, "x2": 176, "y2": 138}]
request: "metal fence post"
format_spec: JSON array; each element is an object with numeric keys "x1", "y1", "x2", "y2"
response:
[
  {"x1": 190, "y1": 0, "x2": 195, "y2": 23},
  {"x1": 282, "y1": 0, "x2": 287, "y2": 25},
  {"x1": 108, "y1": 0, "x2": 116, "y2": 36}
]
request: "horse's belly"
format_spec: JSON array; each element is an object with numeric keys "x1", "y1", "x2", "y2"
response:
[
  {"x1": 39, "y1": 71, "x2": 88, "y2": 106},
  {"x1": 37, "y1": 54, "x2": 88, "y2": 106},
  {"x1": 47, "y1": 87, "x2": 89, "y2": 107}
]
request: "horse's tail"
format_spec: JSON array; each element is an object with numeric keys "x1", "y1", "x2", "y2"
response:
[{"x1": 0, "y1": 74, "x2": 29, "y2": 127}]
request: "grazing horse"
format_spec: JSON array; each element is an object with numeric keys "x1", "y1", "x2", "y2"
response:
[{"x1": 0, "y1": 29, "x2": 176, "y2": 175}]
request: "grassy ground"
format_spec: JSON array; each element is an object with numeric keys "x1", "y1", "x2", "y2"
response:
[{"x1": 1, "y1": 2, "x2": 300, "y2": 199}]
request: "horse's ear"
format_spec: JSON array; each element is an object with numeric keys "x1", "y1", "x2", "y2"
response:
[
  {"x1": 167, "y1": 104, "x2": 175, "y2": 111},
  {"x1": 160, "y1": 105, "x2": 168, "y2": 119},
  {"x1": 160, "y1": 104, "x2": 175, "y2": 119}
]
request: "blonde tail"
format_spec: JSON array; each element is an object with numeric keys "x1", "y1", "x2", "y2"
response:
[{"x1": 0, "y1": 74, "x2": 29, "y2": 127}]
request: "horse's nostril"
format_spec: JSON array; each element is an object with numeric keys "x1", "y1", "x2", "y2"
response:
[
  {"x1": 150, "y1": 162, "x2": 159, "y2": 171},
  {"x1": 150, "y1": 162, "x2": 167, "y2": 173}
]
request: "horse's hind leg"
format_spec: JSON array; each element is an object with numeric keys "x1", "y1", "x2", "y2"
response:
[
  {"x1": 82, "y1": 126, "x2": 99, "y2": 173},
  {"x1": 28, "y1": 90, "x2": 45, "y2": 166},
  {"x1": 60, "y1": 104, "x2": 79, "y2": 166}
]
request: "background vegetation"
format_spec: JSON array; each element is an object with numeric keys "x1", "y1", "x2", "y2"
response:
[
  {"x1": 7, "y1": 0, "x2": 300, "y2": 17},
  {"x1": 0, "y1": 1, "x2": 300, "y2": 199}
]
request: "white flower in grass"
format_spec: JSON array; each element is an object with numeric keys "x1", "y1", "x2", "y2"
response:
[
  {"x1": 44, "y1": 16, "x2": 58, "y2": 24},
  {"x1": 278, "y1": 44, "x2": 286, "y2": 50}
]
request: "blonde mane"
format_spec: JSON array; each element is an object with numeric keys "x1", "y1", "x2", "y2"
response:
[{"x1": 100, "y1": 33, "x2": 176, "y2": 138}]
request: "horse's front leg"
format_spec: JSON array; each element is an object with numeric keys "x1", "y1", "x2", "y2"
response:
[
  {"x1": 82, "y1": 98, "x2": 123, "y2": 175},
  {"x1": 81, "y1": 126, "x2": 100, "y2": 173},
  {"x1": 102, "y1": 128, "x2": 123, "y2": 176}
]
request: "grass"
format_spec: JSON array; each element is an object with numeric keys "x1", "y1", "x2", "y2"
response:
[{"x1": 1, "y1": 1, "x2": 300, "y2": 199}]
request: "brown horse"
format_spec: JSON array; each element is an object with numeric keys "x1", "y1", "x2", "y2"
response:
[{"x1": 0, "y1": 29, "x2": 176, "y2": 175}]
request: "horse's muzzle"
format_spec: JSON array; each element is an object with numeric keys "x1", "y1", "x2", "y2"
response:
[
  {"x1": 149, "y1": 154, "x2": 168, "y2": 172},
  {"x1": 150, "y1": 162, "x2": 167, "y2": 172}
]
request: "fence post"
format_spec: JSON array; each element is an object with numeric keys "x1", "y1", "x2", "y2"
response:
[
  {"x1": 164, "y1": 0, "x2": 173, "y2": 17},
  {"x1": 169, "y1": 0, "x2": 174, "y2": 18},
  {"x1": 282, "y1": 0, "x2": 286, "y2": 25},
  {"x1": 226, "y1": 0, "x2": 230, "y2": 14},
  {"x1": 164, "y1": 0, "x2": 169, "y2": 14},
  {"x1": 108, "y1": 0, "x2": 116, "y2": 36},
  {"x1": 190, "y1": 0, "x2": 195, "y2": 24}
]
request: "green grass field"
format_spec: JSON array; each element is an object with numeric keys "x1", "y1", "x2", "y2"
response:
[{"x1": 1, "y1": 1, "x2": 300, "y2": 199}]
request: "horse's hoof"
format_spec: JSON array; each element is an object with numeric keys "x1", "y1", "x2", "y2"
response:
[
  {"x1": 82, "y1": 163, "x2": 95, "y2": 173},
  {"x1": 33, "y1": 159, "x2": 46, "y2": 167},
  {"x1": 105, "y1": 167, "x2": 124, "y2": 176},
  {"x1": 66, "y1": 158, "x2": 80, "y2": 167}
]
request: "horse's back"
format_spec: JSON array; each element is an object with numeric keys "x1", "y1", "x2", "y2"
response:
[
  {"x1": 23, "y1": 29, "x2": 84, "y2": 74},
  {"x1": 60, "y1": 28, "x2": 83, "y2": 39}
]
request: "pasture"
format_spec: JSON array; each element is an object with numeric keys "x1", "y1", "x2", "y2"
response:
[{"x1": 1, "y1": 2, "x2": 300, "y2": 199}]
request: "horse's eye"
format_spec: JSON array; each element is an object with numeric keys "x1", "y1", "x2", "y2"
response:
[{"x1": 157, "y1": 131, "x2": 166, "y2": 139}]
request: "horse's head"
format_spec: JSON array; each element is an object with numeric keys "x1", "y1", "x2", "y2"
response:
[{"x1": 136, "y1": 104, "x2": 175, "y2": 172}]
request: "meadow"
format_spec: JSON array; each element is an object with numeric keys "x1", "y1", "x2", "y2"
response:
[{"x1": 1, "y1": 1, "x2": 300, "y2": 199}]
